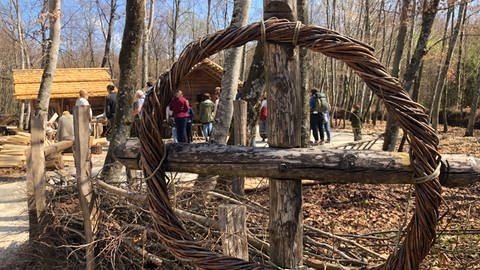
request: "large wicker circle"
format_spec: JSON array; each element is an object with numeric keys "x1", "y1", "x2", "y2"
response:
[{"x1": 138, "y1": 18, "x2": 442, "y2": 270}]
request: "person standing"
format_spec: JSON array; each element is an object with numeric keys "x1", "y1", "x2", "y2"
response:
[
  {"x1": 104, "y1": 85, "x2": 117, "y2": 137},
  {"x1": 309, "y1": 88, "x2": 325, "y2": 144},
  {"x1": 199, "y1": 93, "x2": 215, "y2": 142},
  {"x1": 56, "y1": 111, "x2": 74, "y2": 141},
  {"x1": 259, "y1": 97, "x2": 268, "y2": 142},
  {"x1": 350, "y1": 104, "x2": 363, "y2": 141},
  {"x1": 168, "y1": 90, "x2": 190, "y2": 143},
  {"x1": 134, "y1": 90, "x2": 145, "y2": 115},
  {"x1": 317, "y1": 91, "x2": 331, "y2": 143},
  {"x1": 76, "y1": 89, "x2": 92, "y2": 121}
]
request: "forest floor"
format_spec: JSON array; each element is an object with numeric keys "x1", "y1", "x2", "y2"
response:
[{"x1": 0, "y1": 122, "x2": 479, "y2": 269}]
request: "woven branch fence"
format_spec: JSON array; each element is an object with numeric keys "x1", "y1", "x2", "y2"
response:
[{"x1": 138, "y1": 18, "x2": 442, "y2": 270}]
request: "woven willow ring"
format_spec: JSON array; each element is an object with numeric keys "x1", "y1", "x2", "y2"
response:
[{"x1": 138, "y1": 18, "x2": 442, "y2": 270}]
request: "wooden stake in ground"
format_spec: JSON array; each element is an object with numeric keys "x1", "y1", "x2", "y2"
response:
[
  {"x1": 264, "y1": 0, "x2": 303, "y2": 268},
  {"x1": 218, "y1": 204, "x2": 248, "y2": 260},
  {"x1": 232, "y1": 100, "x2": 247, "y2": 195},
  {"x1": 74, "y1": 105, "x2": 98, "y2": 270}
]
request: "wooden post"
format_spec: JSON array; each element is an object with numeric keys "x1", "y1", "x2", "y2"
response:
[
  {"x1": 25, "y1": 100, "x2": 31, "y2": 130},
  {"x1": 233, "y1": 100, "x2": 247, "y2": 195},
  {"x1": 19, "y1": 101, "x2": 25, "y2": 130},
  {"x1": 26, "y1": 113, "x2": 47, "y2": 237},
  {"x1": 218, "y1": 204, "x2": 249, "y2": 260},
  {"x1": 264, "y1": 0, "x2": 303, "y2": 268},
  {"x1": 74, "y1": 105, "x2": 98, "y2": 270}
]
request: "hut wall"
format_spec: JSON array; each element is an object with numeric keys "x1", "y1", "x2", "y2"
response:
[{"x1": 178, "y1": 69, "x2": 220, "y2": 122}]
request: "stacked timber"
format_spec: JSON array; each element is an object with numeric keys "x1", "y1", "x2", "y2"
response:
[
  {"x1": 0, "y1": 132, "x2": 31, "y2": 168},
  {"x1": 91, "y1": 137, "x2": 108, "y2": 154}
]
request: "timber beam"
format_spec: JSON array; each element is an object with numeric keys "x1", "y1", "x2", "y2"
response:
[{"x1": 115, "y1": 138, "x2": 480, "y2": 187}]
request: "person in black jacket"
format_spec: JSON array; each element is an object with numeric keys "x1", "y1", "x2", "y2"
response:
[{"x1": 104, "y1": 84, "x2": 117, "y2": 137}]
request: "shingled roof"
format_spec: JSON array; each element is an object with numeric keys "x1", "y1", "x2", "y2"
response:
[{"x1": 13, "y1": 68, "x2": 114, "y2": 100}]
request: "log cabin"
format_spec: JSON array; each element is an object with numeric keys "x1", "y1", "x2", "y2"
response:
[
  {"x1": 12, "y1": 68, "x2": 115, "y2": 118},
  {"x1": 179, "y1": 58, "x2": 243, "y2": 121}
]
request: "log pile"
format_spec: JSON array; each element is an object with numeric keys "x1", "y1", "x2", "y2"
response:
[
  {"x1": 0, "y1": 132, "x2": 74, "y2": 169},
  {"x1": 0, "y1": 132, "x2": 30, "y2": 168}
]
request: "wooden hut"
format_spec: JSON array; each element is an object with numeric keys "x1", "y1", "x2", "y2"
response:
[
  {"x1": 178, "y1": 58, "x2": 243, "y2": 121},
  {"x1": 13, "y1": 68, "x2": 114, "y2": 117}
]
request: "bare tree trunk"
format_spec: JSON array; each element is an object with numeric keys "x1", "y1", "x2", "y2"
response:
[
  {"x1": 206, "y1": 0, "x2": 211, "y2": 34},
  {"x1": 35, "y1": 0, "x2": 62, "y2": 115},
  {"x1": 243, "y1": 44, "x2": 265, "y2": 146},
  {"x1": 383, "y1": 0, "x2": 440, "y2": 150},
  {"x1": 209, "y1": 0, "x2": 251, "y2": 144},
  {"x1": 142, "y1": 0, "x2": 154, "y2": 86},
  {"x1": 431, "y1": 2, "x2": 467, "y2": 132},
  {"x1": 465, "y1": 69, "x2": 480, "y2": 137},
  {"x1": 40, "y1": 0, "x2": 49, "y2": 68},
  {"x1": 101, "y1": 0, "x2": 117, "y2": 71},
  {"x1": 170, "y1": 0, "x2": 180, "y2": 64},
  {"x1": 454, "y1": 5, "x2": 467, "y2": 110},
  {"x1": 13, "y1": 0, "x2": 27, "y2": 129},
  {"x1": 28, "y1": 0, "x2": 61, "y2": 233},
  {"x1": 382, "y1": 0, "x2": 411, "y2": 151},
  {"x1": 298, "y1": 0, "x2": 309, "y2": 147},
  {"x1": 102, "y1": 0, "x2": 145, "y2": 182}
]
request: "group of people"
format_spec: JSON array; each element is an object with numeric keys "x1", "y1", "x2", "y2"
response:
[
  {"x1": 167, "y1": 87, "x2": 220, "y2": 143},
  {"x1": 309, "y1": 88, "x2": 363, "y2": 144},
  {"x1": 63, "y1": 84, "x2": 362, "y2": 145}
]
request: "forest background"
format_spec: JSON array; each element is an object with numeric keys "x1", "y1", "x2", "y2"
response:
[{"x1": 1, "y1": 0, "x2": 480, "y2": 134}]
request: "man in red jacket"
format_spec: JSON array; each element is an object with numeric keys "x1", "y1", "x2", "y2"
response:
[{"x1": 168, "y1": 90, "x2": 190, "y2": 143}]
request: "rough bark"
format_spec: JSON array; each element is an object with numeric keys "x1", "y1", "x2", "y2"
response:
[
  {"x1": 298, "y1": 0, "x2": 309, "y2": 147},
  {"x1": 382, "y1": 0, "x2": 410, "y2": 152},
  {"x1": 142, "y1": 0, "x2": 154, "y2": 86},
  {"x1": 431, "y1": 2, "x2": 467, "y2": 131},
  {"x1": 382, "y1": 0, "x2": 440, "y2": 149},
  {"x1": 218, "y1": 205, "x2": 248, "y2": 260},
  {"x1": 115, "y1": 140, "x2": 480, "y2": 187},
  {"x1": 102, "y1": 0, "x2": 144, "y2": 182},
  {"x1": 264, "y1": 0, "x2": 302, "y2": 268},
  {"x1": 34, "y1": 0, "x2": 62, "y2": 116},
  {"x1": 209, "y1": 0, "x2": 251, "y2": 144},
  {"x1": 243, "y1": 43, "x2": 265, "y2": 146},
  {"x1": 74, "y1": 106, "x2": 98, "y2": 270}
]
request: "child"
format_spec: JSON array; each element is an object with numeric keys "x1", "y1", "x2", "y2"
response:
[{"x1": 350, "y1": 104, "x2": 362, "y2": 141}]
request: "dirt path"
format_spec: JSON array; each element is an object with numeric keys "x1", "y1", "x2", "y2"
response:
[{"x1": 0, "y1": 178, "x2": 29, "y2": 262}]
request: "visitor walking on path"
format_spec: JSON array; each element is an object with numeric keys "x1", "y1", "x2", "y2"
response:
[
  {"x1": 199, "y1": 93, "x2": 215, "y2": 142},
  {"x1": 309, "y1": 88, "x2": 326, "y2": 144},
  {"x1": 350, "y1": 104, "x2": 363, "y2": 141},
  {"x1": 168, "y1": 90, "x2": 190, "y2": 143},
  {"x1": 104, "y1": 84, "x2": 117, "y2": 137},
  {"x1": 317, "y1": 91, "x2": 332, "y2": 143}
]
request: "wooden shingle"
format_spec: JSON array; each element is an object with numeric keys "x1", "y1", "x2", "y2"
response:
[{"x1": 13, "y1": 68, "x2": 114, "y2": 100}]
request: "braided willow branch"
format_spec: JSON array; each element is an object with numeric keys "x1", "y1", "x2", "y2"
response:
[{"x1": 138, "y1": 18, "x2": 442, "y2": 270}]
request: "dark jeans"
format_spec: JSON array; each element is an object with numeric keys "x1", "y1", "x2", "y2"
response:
[
  {"x1": 310, "y1": 113, "x2": 325, "y2": 142},
  {"x1": 175, "y1": 117, "x2": 188, "y2": 143},
  {"x1": 186, "y1": 122, "x2": 193, "y2": 143}
]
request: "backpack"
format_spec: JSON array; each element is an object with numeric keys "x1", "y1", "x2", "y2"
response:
[{"x1": 314, "y1": 93, "x2": 331, "y2": 113}]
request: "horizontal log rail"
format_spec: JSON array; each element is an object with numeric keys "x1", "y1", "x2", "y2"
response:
[
  {"x1": 44, "y1": 140, "x2": 73, "y2": 157},
  {"x1": 115, "y1": 138, "x2": 479, "y2": 187}
]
